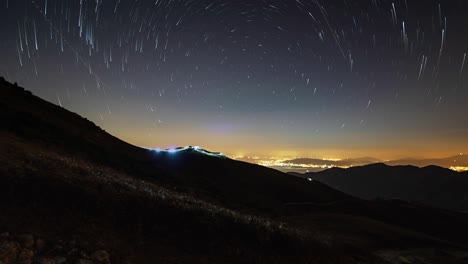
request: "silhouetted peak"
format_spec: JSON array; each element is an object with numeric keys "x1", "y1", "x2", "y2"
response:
[
  {"x1": 365, "y1": 162, "x2": 389, "y2": 168},
  {"x1": 150, "y1": 146, "x2": 225, "y2": 158}
]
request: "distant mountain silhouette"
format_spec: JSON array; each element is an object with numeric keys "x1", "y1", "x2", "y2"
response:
[
  {"x1": 280, "y1": 155, "x2": 468, "y2": 172},
  {"x1": 2, "y1": 77, "x2": 468, "y2": 263},
  {"x1": 386, "y1": 155, "x2": 468, "y2": 168},
  {"x1": 297, "y1": 163, "x2": 468, "y2": 212}
]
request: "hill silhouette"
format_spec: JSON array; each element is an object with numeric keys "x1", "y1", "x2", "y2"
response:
[
  {"x1": 273, "y1": 155, "x2": 468, "y2": 173},
  {"x1": 297, "y1": 163, "x2": 468, "y2": 212},
  {"x1": 2, "y1": 77, "x2": 468, "y2": 263},
  {"x1": 386, "y1": 155, "x2": 468, "y2": 169}
]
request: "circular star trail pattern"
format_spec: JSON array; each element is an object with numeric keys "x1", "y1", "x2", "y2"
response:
[{"x1": 1, "y1": 0, "x2": 467, "y2": 159}]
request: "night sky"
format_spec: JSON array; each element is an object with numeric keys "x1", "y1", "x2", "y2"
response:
[{"x1": 1, "y1": 0, "x2": 468, "y2": 162}]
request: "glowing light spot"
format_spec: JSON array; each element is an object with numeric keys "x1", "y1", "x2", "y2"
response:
[
  {"x1": 450, "y1": 166, "x2": 468, "y2": 172},
  {"x1": 147, "y1": 146, "x2": 225, "y2": 158},
  {"x1": 168, "y1": 148, "x2": 177, "y2": 153}
]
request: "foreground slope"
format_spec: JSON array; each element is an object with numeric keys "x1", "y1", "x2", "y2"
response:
[{"x1": 2, "y1": 78, "x2": 468, "y2": 263}]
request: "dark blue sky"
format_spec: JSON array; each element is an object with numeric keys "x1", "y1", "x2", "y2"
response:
[{"x1": 1, "y1": 0, "x2": 467, "y2": 159}]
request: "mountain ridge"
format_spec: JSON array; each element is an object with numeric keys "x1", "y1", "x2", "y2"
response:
[{"x1": 277, "y1": 154, "x2": 468, "y2": 173}]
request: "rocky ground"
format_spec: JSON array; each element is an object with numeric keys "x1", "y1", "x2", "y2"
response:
[{"x1": 0, "y1": 232, "x2": 111, "y2": 264}]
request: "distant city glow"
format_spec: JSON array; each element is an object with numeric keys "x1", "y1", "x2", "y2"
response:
[
  {"x1": 449, "y1": 166, "x2": 468, "y2": 172},
  {"x1": 257, "y1": 160, "x2": 350, "y2": 170},
  {"x1": 232, "y1": 155, "x2": 468, "y2": 173}
]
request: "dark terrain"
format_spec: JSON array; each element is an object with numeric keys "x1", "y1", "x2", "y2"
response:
[
  {"x1": 1, "y1": 78, "x2": 468, "y2": 263},
  {"x1": 294, "y1": 164, "x2": 468, "y2": 212}
]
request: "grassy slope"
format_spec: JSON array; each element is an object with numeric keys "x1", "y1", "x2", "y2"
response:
[{"x1": 1, "y1": 132, "x2": 319, "y2": 263}]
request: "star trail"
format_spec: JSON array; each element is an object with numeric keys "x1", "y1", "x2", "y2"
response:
[{"x1": 1, "y1": 0, "x2": 468, "y2": 162}]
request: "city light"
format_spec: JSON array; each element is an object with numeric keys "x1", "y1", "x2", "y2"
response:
[{"x1": 149, "y1": 146, "x2": 225, "y2": 158}]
